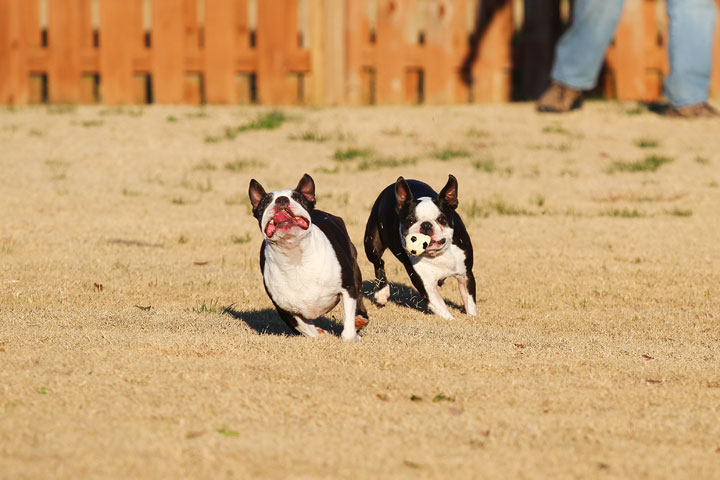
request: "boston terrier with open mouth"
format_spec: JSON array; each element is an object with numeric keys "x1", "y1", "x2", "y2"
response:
[
  {"x1": 363, "y1": 174, "x2": 477, "y2": 320},
  {"x1": 248, "y1": 174, "x2": 369, "y2": 341}
]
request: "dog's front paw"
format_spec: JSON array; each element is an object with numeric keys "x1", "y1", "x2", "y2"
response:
[
  {"x1": 341, "y1": 331, "x2": 361, "y2": 343},
  {"x1": 429, "y1": 304, "x2": 454, "y2": 320},
  {"x1": 374, "y1": 285, "x2": 390, "y2": 305}
]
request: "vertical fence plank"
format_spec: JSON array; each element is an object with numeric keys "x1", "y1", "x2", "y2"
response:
[
  {"x1": 205, "y1": 0, "x2": 235, "y2": 103},
  {"x1": 100, "y1": 0, "x2": 142, "y2": 104},
  {"x1": 425, "y1": 0, "x2": 461, "y2": 104},
  {"x1": 257, "y1": 0, "x2": 298, "y2": 104},
  {"x1": 608, "y1": 0, "x2": 646, "y2": 100},
  {"x1": 0, "y1": 0, "x2": 26, "y2": 104},
  {"x1": 48, "y1": 0, "x2": 83, "y2": 103},
  {"x1": 470, "y1": 0, "x2": 512, "y2": 101},
  {"x1": 345, "y1": 0, "x2": 371, "y2": 105},
  {"x1": 152, "y1": 0, "x2": 185, "y2": 103},
  {"x1": 376, "y1": 0, "x2": 406, "y2": 103}
]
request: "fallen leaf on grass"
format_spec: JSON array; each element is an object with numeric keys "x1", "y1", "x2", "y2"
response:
[
  {"x1": 194, "y1": 261, "x2": 209, "y2": 266},
  {"x1": 135, "y1": 305, "x2": 151, "y2": 311},
  {"x1": 706, "y1": 381, "x2": 720, "y2": 388},
  {"x1": 646, "y1": 379, "x2": 663, "y2": 384},
  {"x1": 410, "y1": 394, "x2": 423, "y2": 401},
  {"x1": 403, "y1": 460, "x2": 422, "y2": 469},
  {"x1": 93, "y1": 282, "x2": 104, "y2": 292},
  {"x1": 514, "y1": 343, "x2": 526, "y2": 349},
  {"x1": 641, "y1": 354, "x2": 654, "y2": 360},
  {"x1": 0, "y1": 347, "x2": 5, "y2": 352},
  {"x1": 186, "y1": 431, "x2": 205, "y2": 439},
  {"x1": 376, "y1": 393, "x2": 389, "y2": 401}
]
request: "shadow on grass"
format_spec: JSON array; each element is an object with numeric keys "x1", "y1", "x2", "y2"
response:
[
  {"x1": 226, "y1": 308, "x2": 344, "y2": 337},
  {"x1": 361, "y1": 280, "x2": 465, "y2": 314}
]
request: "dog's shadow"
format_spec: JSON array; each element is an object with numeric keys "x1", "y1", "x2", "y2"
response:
[
  {"x1": 361, "y1": 281, "x2": 465, "y2": 313},
  {"x1": 226, "y1": 308, "x2": 344, "y2": 337}
]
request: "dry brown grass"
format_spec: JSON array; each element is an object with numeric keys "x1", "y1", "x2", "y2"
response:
[{"x1": 1, "y1": 103, "x2": 719, "y2": 479}]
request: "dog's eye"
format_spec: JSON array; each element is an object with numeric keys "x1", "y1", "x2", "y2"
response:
[{"x1": 437, "y1": 215, "x2": 447, "y2": 226}]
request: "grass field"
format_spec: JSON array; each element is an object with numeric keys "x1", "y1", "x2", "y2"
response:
[{"x1": 1, "y1": 102, "x2": 719, "y2": 479}]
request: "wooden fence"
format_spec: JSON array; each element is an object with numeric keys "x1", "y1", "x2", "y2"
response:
[{"x1": 0, "y1": 0, "x2": 719, "y2": 106}]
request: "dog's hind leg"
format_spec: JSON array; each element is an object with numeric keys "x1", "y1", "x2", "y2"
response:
[
  {"x1": 457, "y1": 273, "x2": 478, "y2": 317},
  {"x1": 364, "y1": 217, "x2": 390, "y2": 305},
  {"x1": 340, "y1": 289, "x2": 361, "y2": 342}
]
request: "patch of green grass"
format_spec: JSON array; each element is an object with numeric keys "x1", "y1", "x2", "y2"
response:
[
  {"x1": 530, "y1": 194, "x2": 545, "y2": 207},
  {"x1": 634, "y1": 137, "x2": 659, "y2": 148},
  {"x1": 217, "y1": 428, "x2": 239, "y2": 437},
  {"x1": 166, "y1": 115, "x2": 179, "y2": 123},
  {"x1": 46, "y1": 159, "x2": 69, "y2": 181},
  {"x1": 224, "y1": 158, "x2": 265, "y2": 172},
  {"x1": 181, "y1": 175, "x2": 213, "y2": 193},
  {"x1": 122, "y1": 188, "x2": 140, "y2": 197},
  {"x1": 667, "y1": 208, "x2": 692, "y2": 217},
  {"x1": 403, "y1": 460, "x2": 422, "y2": 469},
  {"x1": 694, "y1": 156, "x2": 710, "y2": 165},
  {"x1": 314, "y1": 165, "x2": 340, "y2": 174},
  {"x1": 487, "y1": 197, "x2": 536, "y2": 216},
  {"x1": 135, "y1": 305, "x2": 152, "y2": 311},
  {"x1": 380, "y1": 126, "x2": 403, "y2": 136},
  {"x1": 333, "y1": 148, "x2": 372, "y2": 162},
  {"x1": 1, "y1": 237, "x2": 15, "y2": 254},
  {"x1": 99, "y1": 107, "x2": 143, "y2": 117},
  {"x1": 288, "y1": 130, "x2": 330, "y2": 142},
  {"x1": 218, "y1": 110, "x2": 286, "y2": 141},
  {"x1": 47, "y1": 105, "x2": 76, "y2": 115},
  {"x1": 463, "y1": 199, "x2": 490, "y2": 219},
  {"x1": 204, "y1": 135, "x2": 222, "y2": 144},
  {"x1": 603, "y1": 208, "x2": 647, "y2": 218},
  {"x1": 466, "y1": 127, "x2": 489, "y2": 138},
  {"x1": 185, "y1": 110, "x2": 208, "y2": 119},
  {"x1": 432, "y1": 393, "x2": 454, "y2": 403},
  {"x1": 231, "y1": 233, "x2": 252, "y2": 244},
  {"x1": 178, "y1": 235, "x2": 189, "y2": 244},
  {"x1": 625, "y1": 104, "x2": 648, "y2": 116},
  {"x1": 472, "y1": 157, "x2": 513, "y2": 176},
  {"x1": 192, "y1": 159, "x2": 217, "y2": 171},
  {"x1": 607, "y1": 155, "x2": 674, "y2": 173},
  {"x1": 38, "y1": 387, "x2": 48, "y2": 394},
  {"x1": 357, "y1": 155, "x2": 416, "y2": 171},
  {"x1": 193, "y1": 299, "x2": 230, "y2": 315},
  {"x1": 431, "y1": 147, "x2": 470, "y2": 161},
  {"x1": 542, "y1": 123, "x2": 570, "y2": 135},
  {"x1": 81, "y1": 120, "x2": 104, "y2": 127}
]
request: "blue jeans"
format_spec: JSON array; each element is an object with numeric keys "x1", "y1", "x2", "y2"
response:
[{"x1": 551, "y1": 0, "x2": 717, "y2": 107}]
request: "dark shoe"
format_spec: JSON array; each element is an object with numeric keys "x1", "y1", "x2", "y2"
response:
[
  {"x1": 665, "y1": 103, "x2": 719, "y2": 118},
  {"x1": 536, "y1": 82, "x2": 583, "y2": 113}
]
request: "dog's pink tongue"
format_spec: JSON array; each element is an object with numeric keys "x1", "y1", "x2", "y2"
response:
[{"x1": 273, "y1": 210, "x2": 293, "y2": 224}]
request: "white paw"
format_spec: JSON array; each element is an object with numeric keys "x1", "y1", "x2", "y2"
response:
[
  {"x1": 466, "y1": 306, "x2": 478, "y2": 317},
  {"x1": 374, "y1": 285, "x2": 390, "y2": 305},
  {"x1": 341, "y1": 331, "x2": 361, "y2": 343},
  {"x1": 429, "y1": 303, "x2": 454, "y2": 320}
]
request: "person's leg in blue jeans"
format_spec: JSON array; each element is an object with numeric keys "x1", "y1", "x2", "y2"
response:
[
  {"x1": 665, "y1": 0, "x2": 717, "y2": 108},
  {"x1": 551, "y1": 0, "x2": 626, "y2": 90}
]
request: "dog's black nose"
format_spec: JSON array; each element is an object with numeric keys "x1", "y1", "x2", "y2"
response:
[
  {"x1": 420, "y1": 221, "x2": 433, "y2": 235},
  {"x1": 275, "y1": 196, "x2": 289, "y2": 207}
]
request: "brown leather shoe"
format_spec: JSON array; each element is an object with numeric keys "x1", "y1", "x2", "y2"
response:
[
  {"x1": 536, "y1": 82, "x2": 583, "y2": 113},
  {"x1": 665, "y1": 103, "x2": 719, "y2": 118}
]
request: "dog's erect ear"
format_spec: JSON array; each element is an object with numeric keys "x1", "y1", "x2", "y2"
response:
[
  {"x1": 296, "y1": 173, "x2": 316, "y2": 206},
  {"x1": 438, "y1": 174, "x2": 458, "y2": 210},
  {"x1": 395, "y1": 177, "x2": 413, "y2": 213},
  {"x1": 248, "y1": 179, "x2": 267, "y2": 211}
]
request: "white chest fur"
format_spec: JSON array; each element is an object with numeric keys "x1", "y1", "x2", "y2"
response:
[
  {"x1": 262, "y1": 225, "x2": 343, "y2": 319},
  {"x1": 410, "y1": 243, "x2": 467, "y2": 283}
]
